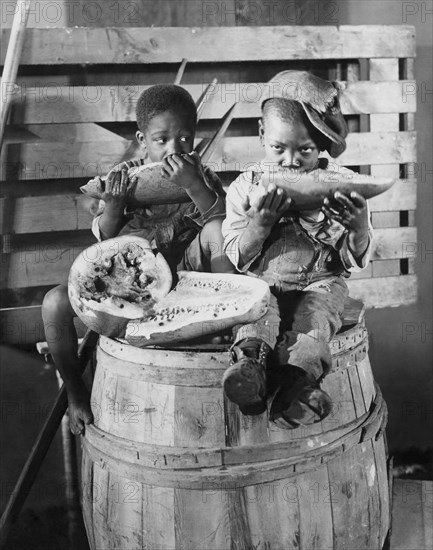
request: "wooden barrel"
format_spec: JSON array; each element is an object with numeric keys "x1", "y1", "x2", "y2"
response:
[{"x1": 81, "y1": 319, "x2": 390, "y2": 550}]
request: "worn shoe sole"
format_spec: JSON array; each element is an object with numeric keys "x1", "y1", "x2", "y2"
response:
[
  {"x1": 223, "y1": 359, "x2": 267, "y2": 415},
  {"x1": 270, "y1": 385, "x2": 332, "y2": 429}
]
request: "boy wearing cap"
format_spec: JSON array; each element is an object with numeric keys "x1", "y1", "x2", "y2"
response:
[{"x1": 222, "y1": 71, "x2": 373, "y2": 429}]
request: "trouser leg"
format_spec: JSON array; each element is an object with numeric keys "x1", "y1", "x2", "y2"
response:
[
  {"x1": 232, "y1": 293, "x2": 280, "y2": 350},
  {"x1": 274, "y1": 278, "x2": 349, "y2": 379}
]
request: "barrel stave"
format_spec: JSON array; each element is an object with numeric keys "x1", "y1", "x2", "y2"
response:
[{"x1": 81, "y1": 319, "x2": 389, "y2": 550}]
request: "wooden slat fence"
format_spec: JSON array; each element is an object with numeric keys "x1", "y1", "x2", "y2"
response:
[{"x1": 0, "y1": 25, "x2": 418, "y2": 344}]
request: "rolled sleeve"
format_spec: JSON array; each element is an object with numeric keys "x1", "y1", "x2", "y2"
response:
[
  {"x1": 91, "y1": 200, "x2": 105, "y2": 242},
  {"x1": 184, "y1": 166, "x2": 226, "y2": 227},
  {"x1": 186, "y1": 193, "x2": 226, "y2": 227},
  {"x1": 316, "y1": 164, "x2": 374, "y2": 273},
  {"x1": 339, "y1": 205, "x2": 374, "y2": 272}
]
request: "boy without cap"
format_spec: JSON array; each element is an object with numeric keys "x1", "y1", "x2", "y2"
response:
[{"x1": 43, "y1": 85, "x2": 233, "y2": 435}]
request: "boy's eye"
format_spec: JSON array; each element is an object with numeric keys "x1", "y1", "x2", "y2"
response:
[
  {"x1": 155, "y1": 137, "x2": 167, "y2": 144},
  {"x1": 271, "y1": 144, "x2": 283, "y2": 151},
  {"x1": 300, "y1": 147, "x2": 313, "y2": 154},
  {"x1": 180, "y1": 136, "x2": 191, "y2": 143}
]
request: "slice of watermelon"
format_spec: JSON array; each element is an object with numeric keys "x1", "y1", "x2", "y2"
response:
[
  {"x1": 255, "y1": 168, "x2": 395, "y2": 210},
  {"x1": 125, "y1": 271, "x2": 270, "y2": 347},
  {"x1": 80, "y1": 162, "x2": 395, "y2": 209}
]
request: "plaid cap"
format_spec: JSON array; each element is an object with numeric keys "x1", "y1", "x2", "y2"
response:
[{"x1": 261, "y1": 71, "x2": 348, "y2": 158}]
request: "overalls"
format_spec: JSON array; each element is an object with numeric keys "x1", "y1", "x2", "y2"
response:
[{"x1": 233, "y1": 215, "x2": 350, "y2": 379}]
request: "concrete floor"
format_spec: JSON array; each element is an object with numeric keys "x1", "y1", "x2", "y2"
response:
[
  {"x1": 0, "y1": 345, "x2": 89, "y2": 550},
  {"x1": 5, "y1": 506, "x2": 89, "y2": 550}
]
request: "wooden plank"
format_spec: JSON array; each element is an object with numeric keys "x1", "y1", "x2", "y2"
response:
[
  {"x1": 390, "y1": 479, "x2": 433, "y2": 550},
  {"x1": 347, "y1": 275, "x2": 418, "y2": 308},
  {"x1": 297, "y1": 467, "x2": 334, "y2": 550},
  {"x1": 344, "y1": 62, "x2": 360, "y2": 134},
  {"x1": 371, "y1": 227, "x2": 417, "y2": 261},
  {"x1": 2, "y1": 230, "x2": 95, "y2": 255},
  {"x1": 0, "y1": 0, "x2": 32, "y2": 153},
  {"x1": 372, "y1": 259, "x2": 401, "y2": 277},
  {"x1": 0, "y1": 132, "x2": 417, "y2": 181},
  {"x1": 9, "y1": 81, "x2": 417, "y2": 126},
  {"x1": 0, "y1": 195, "x2": 95, "y2": 233},
  {"x1": 0, "y1": 26, "x2": 416, "y2": 65},
  {"x1": 368, "y1": 180, "x2": 417, "y2": 212},
  {"x1": 370, "y1": 165, "x2": 400, "y2": 178},
  {"x1": 93, "y1": 368, "x2": 118, "y2": 435},
  {"x1": 0, "y1": 140, "x2": 139, "y2": 181},
  {"x1": 3, "y1": 126, "x2": 39, "y2": 145},
  {"x1": 369, "y1": 58, "x2": 399, "y2": 81},
  {"x1": 321, "y1": 369, "x2": 358, "y2": 431},
  {"x1": 372, "y1": 212, "x2": 401, "y2": 228},
  {"x1": 245, "y1": 478, "x2": 301, "y2": 549},
  {"x1": 173, "y1": 386, "x2": 226, "y2": 448},
  {"x1": 374, "y1": 436, "x2": 391, "y2": 547},
  {"x1": 226, "y1": 488, "x2": 254, "y2": 550},
  {"x1": 108, "y1": 374, "x2": 175, "y2": 446},
  {"x1": 105, "y1": 469, "x2": 143, "y2": 550},
  {"x1": 142, "y1": 485, "x2": 175, "y2": 550},
  {"x1": 81, "y1": 450, "x2": 96, "y2": 550},
  {"x1": 91, "y1": 463, "x2": 113, "y2": 549},
  {"x1": 0, "y1": 246, "x2": 84, "y2": 288},
  {"x1": 209, "y1": 131, "x2": 417, "y2": 169},
  {"x1": 359, "y1": 441, "x2": 382, "y2": 549},
  {"x1": 104, "y1": 375, "x2": 175, "y2": 446},
  {"x1": 326, "y1": 444, "x2": 373, "y2": 548},
  {"x1": 0, "y1": 182, "x2": 417, "y2": 239},
  {"x1": 235, "y1": 409, "x2": 269, "y2": 447},
  {"x1": 174, "y1": 488, "x2": 230, "y2": 550},
  {"x1": 347, "y1": 367, "x2": 368, "y2": 417},
  {"x1": 369, "y1": 60, "x2": 401, "y2": 197},
  {"x1": 0, "y1": 227, "x2": 416, "y2": 289},
  {"x1": 242, "y1": 482, "x2": 285, "y2": 548},
  {"x1": 88, "y1": 361, "x2": 105, "y2": 433},
  {"x1": 26, "y1": 123, "x2": 127, "y2": 143},
  {"x1": 370, "y1": 114, "x2": 399, "y2": 132}
]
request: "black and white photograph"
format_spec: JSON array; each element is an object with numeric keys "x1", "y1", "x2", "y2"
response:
[{"x1": 0, "y1": 1, "x2": 432, "y2": 548}]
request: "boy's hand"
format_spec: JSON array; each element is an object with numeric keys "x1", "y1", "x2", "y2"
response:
[
  {"x1": 243, "y1": 185, "x2": 292, "y2": 228},
  {"x1": 322, "y1": 191, "x2": 369, "y2": 234},
  {"x1": 101, "y1": 164, "x2": 137, "y2": 209},
  {"x1": 322, "y1": 191, "x2": 370, "y2": 258},
  {"x1": 161, "y1": 153, "x2": 203, "y2": 190}
]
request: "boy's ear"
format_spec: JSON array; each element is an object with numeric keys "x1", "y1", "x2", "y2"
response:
[
  {"x1": 136, "y1": 130, "x2": 146, "y2": 149},
  {"x1": 258, "y1": 119, "x2": 265, "y2": 144},
  {"x1": 136, "y1": 131, "x2": 149, "y2": 160}
]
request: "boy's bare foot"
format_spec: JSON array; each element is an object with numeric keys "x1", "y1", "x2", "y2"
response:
[{"x1": 67, "y1": 383, "x2": 93, "y2": 435}]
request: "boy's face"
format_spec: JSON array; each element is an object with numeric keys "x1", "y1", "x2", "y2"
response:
[
  {"x1": 136, "y1": 110, "x2": 195, "y2": 163},
  {"x1": 259, "y1": 113, "x2": 320, "y2": 173}
]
